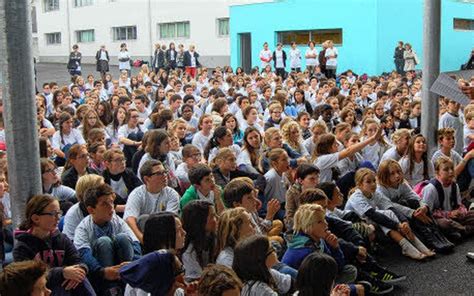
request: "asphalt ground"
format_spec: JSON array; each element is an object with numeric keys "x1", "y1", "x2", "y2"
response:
[{"x1": 35, "y1": 62, "x2": 474, "y2": 296}]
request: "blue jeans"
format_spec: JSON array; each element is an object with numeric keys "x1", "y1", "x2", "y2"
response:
[
  {"x1": 92, "y1": 233, "x2": 134, "y2": 267},
  {"x1": 272, "y1": 262, "x2": 298, "y2": 279}
]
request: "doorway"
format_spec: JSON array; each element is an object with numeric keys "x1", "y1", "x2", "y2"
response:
[{"x1": 239, "y1": 33, "x2": 251, "y2": 73}]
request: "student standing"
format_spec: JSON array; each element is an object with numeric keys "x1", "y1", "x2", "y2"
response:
[
  {"x1": 289, "y1": 42, "x2": 302, "y2": 73},
  {"x1": 118, "y1": 43, "x2": 131, "y2": 77},
  {"x1": 393, "y1": 41, "x2": 405, "y2": 74},
  {"x1": 272, "y1": 43, "x2": 287, "y2": 79},
  {"x1": 67, "y1": 44, "x2": 82, "y2": 76},
  {"x1": 95, "y1": 45, "x2": 110, "y2": 80}
]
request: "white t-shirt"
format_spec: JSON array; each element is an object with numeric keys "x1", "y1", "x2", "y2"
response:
[
  {"x1": 289, "y1": 48, "x2": 301, "y2": 68},
  {"x1": 314, "y1": 152, "x2": 340, "y2": 183},
  {"x1": 275, "y1": 50, "x2": 284, "y2": 68},
  {"x1": 191, "y1": 131, "x2": 212, "y2": 153},
  {"x1": 325, "y1": 47, "x2": 338, "y2": 67},
  {"x1": 51, "y1": 129, "x2": 85, "y2": 150},
  {"x1": 305, "y1": 48, "x2": 318, "y2": 66},
  {"x1": 259, "y1": 49, "x2": 272, "y2": 67}
]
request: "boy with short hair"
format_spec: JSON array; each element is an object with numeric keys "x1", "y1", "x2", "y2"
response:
[
  {"x1": 74, "y1": 183, "x2": 141, "y2": 294},
  {"x1": 422, "y1": 157, "x2": 474, "y2": 239},
  {"x1": 179, "y1": 164, "x2": 224, "y2": 213},
  {"x1": 223, "y1": 177, "x2": 283, "y2": 244},
  {"x1": 432, "y1": 128, "x2": 474, "y2": 177},
  {"x1": 439, "y1": 99, "x2": 464, "y2": 154},
  {"x1": 175, "y1": 144, "x2": 202, "y2": 192},
  {"x1": 285, "y1": 164, "x2": 320, "y2": 230}
]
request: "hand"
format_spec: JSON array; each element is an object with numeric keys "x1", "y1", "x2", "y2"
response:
[
  {"x1": 266, "y1": 199, "x2": 281, "y2": 220},
  {"x1": 460, "y1": 85, "x2": 474, "y2": 100},
  {"x1": 356, "y1": 246, "x2": 367, "y2": 263},
  {"x1": 331, "y1": 284, "x2": 351, "y2": 296},
  {"x1": 103, "y1": 265, "x2": 121, "y2": 281},
  {"x1": 449, "y1": 209, "x2": 460, "y2": 219},
  {"x1": 324, "y1": 231, "x2": 339, "y2": 249},
  {"x1": 413, "y1": 207, "x2": 432, "y2": 224},
  {"x1": 370, "y1": 127, "x2": 383, "y2": 142},
  {"x1": 398, "y1": 222, "x2": 410, "y2": 236},
  {"x1": 63, "y1": 265, "x2": 86, "y2": 282},
  {"x1": 62, "y1": 279, "x2": 81, "y2": 291},
  {"x1": 465, "y1": 149, "x2": 474, "y2": 161}
]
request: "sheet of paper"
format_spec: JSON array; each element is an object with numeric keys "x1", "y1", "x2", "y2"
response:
[{"x1": 430, "y1": 73, "x2": 470, "y2": 106}]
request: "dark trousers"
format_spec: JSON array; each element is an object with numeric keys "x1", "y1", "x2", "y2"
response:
[
  {"x1": 395, "y1": 59, "x2": 405, "y2": 75},
  {"x1": 275, "y1": 68, "x2": 286, "y2": 79}
]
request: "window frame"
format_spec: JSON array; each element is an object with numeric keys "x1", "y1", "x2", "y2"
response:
[
  {"x1": 217, "y1": 18, "x2": 230, "y2": 37},
  {"x1": 74, "y1": 0, "x2": 94, "y2": 7},
  {"x1": 276, "y1": 28, "x2": 343, "y2": 46},
  {"x1": 43, "y1": 0, "x2": 59, "y2": 12},
  {"x1": 45, "y1": 32, "x2": 61, "y2": 45},
  {"x1": 112, "y1": 26, "x2": 137, "y2": 41},
  {"x1": 76, "y1": 29, "x2": 95, "y2": 43},
  {"x1": 453, "y1": 18, "x2": 474, "y2": 31},
  {"x1": 158, "y1": 21, "x2": 190, "y2": 39}
]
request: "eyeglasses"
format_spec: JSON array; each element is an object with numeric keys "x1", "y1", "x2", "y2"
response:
[
  {"x1": 190, "y1": 153, "x2": 201, "y2": 159},
  {"x1": 150, "y1": 170, "x2": 168, "y2": 177},
  {"x1": 111, "y1": 157, "x2": 126, "y2": 163},
  {"x1": 131, "y1": 115, "x2": 140, "y2": 119},
  {"x1": 38, "y1": 210, "x2": 63, "y2": 218},
  {"x1": 87, "y1": 116, "x2": 97, "y2": 120}
]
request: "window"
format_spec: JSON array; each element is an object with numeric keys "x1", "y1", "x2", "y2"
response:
[
  {"x1": 277, "y1": 29, "x2": 343, "y2": 46},
  {"x1": 74, "y1": 0, "x2": 94, "y2": 7},
  {"x1": 159, "y1": 22, "x2": 190, "y2": 39},
  {"x1": 43, "y1": 0, "x2": 59, "y2": 12},
  {"x1": 113, "y1": 26, "x2": 137, "y2": 41},
  {"x1": 45, "y1": 32, "x2": 61, "y2": 45},
  {"x1": 76, "y1": 29, "x2": 95, "y2": 43},
  {"x1": 454, "y1": 18, "x2": 474, "y2": 31},
  {"x1": 217, "y1": 18, "x2": 229, "y2": 36}
]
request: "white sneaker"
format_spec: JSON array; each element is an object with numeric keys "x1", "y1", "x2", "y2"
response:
[{"x1": 467, "y1": 252, "x2": 474, "y2": 260}]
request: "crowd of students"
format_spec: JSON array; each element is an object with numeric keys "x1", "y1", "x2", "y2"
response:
[{"x1": 0, "y1": 38, "x2": 474, "y2": 296}]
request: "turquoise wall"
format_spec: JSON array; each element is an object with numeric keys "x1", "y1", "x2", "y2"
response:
[{"x1": 230, "y1": 0, "x2": 474, "y2": 75}]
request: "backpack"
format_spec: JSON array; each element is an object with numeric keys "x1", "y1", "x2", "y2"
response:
[{"x1": 414, "y1": 178, "x2": 458, "y2": 211}]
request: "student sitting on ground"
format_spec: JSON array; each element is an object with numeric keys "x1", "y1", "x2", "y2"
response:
[
  {"x1": 14, "y1": 195, "x2": 95, "y2": 295},
  {"x1": 223, "y1": 177, "x2": 283, "y2": 246},
  {"x1": 102, "y1": 148, "x2": 142, "y2": 215},
  {"x1": 421, "y1": 157, "x2": 474, "y2": 240},
  {"x1": 180, "y1": 164, "x2": 225, "y2": 214},
  {"x1": 62, "y1": 174, "x2": 104, "y2": 241},
  {"x1": 345, "y1": 168, "x2": 434, "y2": 260},
  {"x1": 74, "y1": 183, "x2": 141, "y2": 295},
  {"x1": 182, "y1": 200, "x2": 218, "y2": 282},
  {"x1": 175, "y1": 144, "x2": 202, "y2": 193},
  {"x1": 124, "y1": 159, "x2": 180, "y2": 243}
]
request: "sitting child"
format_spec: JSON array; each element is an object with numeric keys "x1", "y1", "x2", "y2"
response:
[
  {"x1": 74, "y1": 183, "x2": 141, "y2": 294},
  {"x1": 345, "y1": 169, "x2": 434, "y2": 260},
  {"x1": 421, "y1": 157, "x2": 474, "y2": 240}
]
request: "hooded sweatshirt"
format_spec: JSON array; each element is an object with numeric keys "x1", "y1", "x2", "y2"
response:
[
  {"x1": 281, "y1": 232, "x2": 345, "y2": 270},
  {"x1": 13, "y1": 229, "x2": 87, "y2": 284}
]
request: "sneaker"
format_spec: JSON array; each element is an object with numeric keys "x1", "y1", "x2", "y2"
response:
[
  {"x1": 369, "y1": 278, "x2": 394, "y2": 295},
  {"x1": 370, "y1": 269, "x2": 407, "y2": 284},
  {"x1": 356, "y1": 281, "x2": 372, "y2": 295}
]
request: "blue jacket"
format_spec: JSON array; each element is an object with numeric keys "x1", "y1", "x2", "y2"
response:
[{"x1": 282, "y1": 232, "x2": 345, "y2": 270}]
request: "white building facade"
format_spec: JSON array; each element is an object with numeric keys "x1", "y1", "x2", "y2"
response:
[{"x1": 34, "y1": 0, "x2": 270, "y2": 67}]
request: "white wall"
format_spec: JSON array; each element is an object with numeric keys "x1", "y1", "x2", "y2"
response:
[{"x1": 35, "y1": 0, "x2": 271, "y2": 66}]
